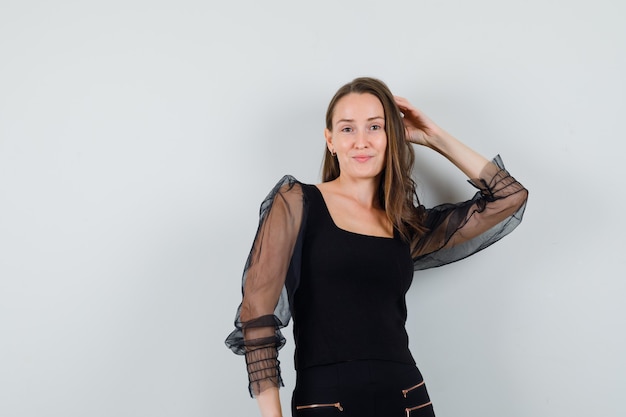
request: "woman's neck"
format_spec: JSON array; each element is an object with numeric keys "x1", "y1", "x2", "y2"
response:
[{"x1": 332, "y1": 175, "x2": 381, "y2": 209}]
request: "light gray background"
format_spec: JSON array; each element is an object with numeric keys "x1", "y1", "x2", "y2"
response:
[{"x1": 1, "y1": 1, "x2": 624, "y2": 416}]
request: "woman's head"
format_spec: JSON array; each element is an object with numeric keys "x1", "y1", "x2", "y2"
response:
[
  {"x1": 323, "y1": 92, "x2": 388, "y2": 182},
  {"x1": 322, "y1": 77, "x2": 409, "y2": 183}
]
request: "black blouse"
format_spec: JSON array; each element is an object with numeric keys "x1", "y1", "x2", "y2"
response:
[
  {"x1": 293, "y1": 184, "x2": 416, "y2": 370},
  {"x1": 225, "y1": 155, "x2": 528, "y2": 397}
]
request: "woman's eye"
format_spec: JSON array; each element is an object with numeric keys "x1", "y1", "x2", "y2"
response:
[
  {"x1": 341, "y1": 127, "x2": 353, "y2": 133},
  {"x1": 371, "y1": 125, "x2": 382, "y2": 131}
]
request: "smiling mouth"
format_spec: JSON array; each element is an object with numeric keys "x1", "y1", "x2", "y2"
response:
[{"x1": 353, "y1": 156, "x2": 372, "y2": 162}]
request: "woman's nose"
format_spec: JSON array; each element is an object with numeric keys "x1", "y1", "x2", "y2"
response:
[{"x1": 354, "y1": 130, "x2": 368, "y2": 148}]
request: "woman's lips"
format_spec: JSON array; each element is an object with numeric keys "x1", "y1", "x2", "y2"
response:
[{"x1": 352, "y1": 155, "x2": 373, "y2": 163}]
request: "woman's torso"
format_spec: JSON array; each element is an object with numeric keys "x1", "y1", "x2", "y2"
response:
[{"x1": 292, "y1": 183, "x2": 416, "y2": 370}]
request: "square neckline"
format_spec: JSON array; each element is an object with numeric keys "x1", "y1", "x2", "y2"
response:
[{"x1": 311, "y1": 184, "x2": 396, "y2": 240}]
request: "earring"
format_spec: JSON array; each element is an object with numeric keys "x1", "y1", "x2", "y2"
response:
[{"x1": 330, "y1": 148, "x2": 336, "y2": 157}]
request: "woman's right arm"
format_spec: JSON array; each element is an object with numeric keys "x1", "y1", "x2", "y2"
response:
[
  {"x1": 225, "y1": 177, "x2": 305, "y2": 415},
  {"x1": 256, "y1": 387, "x2": 283, "y2": 417}
]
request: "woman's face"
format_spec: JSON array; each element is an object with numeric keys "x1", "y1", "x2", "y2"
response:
[{"x1": 325, "y1": 93, "x2": 387, "y2": 181}]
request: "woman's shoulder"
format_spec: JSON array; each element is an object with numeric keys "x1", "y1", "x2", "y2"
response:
[
  {"x1": 267, "y1": 174, "x2": 307, "y2": 193},
  {"x1": 268, "y1": 175, "x2": 320, "y2": 195},
  {"x1": 259, "y1": 175, "x2": 314, "y2": 214}
]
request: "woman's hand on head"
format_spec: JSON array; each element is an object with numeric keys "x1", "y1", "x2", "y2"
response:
[
  {"x1": 394, "y1": 96, "x2": 443, "y2": 148},
  {"x1": 395, "y1": 96, "x2": 489, "y2": 178}
]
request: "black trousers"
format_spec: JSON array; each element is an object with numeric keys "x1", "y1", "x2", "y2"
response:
[{"x1": 291, "y1": 360, "x2": 435, "y2": 417}]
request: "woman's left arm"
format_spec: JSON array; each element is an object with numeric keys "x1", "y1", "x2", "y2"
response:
[{"x1": 395, "y1": 97, "x2": 529, "y2": 268}]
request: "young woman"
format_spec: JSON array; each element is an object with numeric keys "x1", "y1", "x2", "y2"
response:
[{"x1": 226, "y1": 77, "x2": 528, "y2": 417}]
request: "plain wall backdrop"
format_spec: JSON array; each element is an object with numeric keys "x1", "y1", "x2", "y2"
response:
[{"x1": 1, "y1": 1, "x2": 624, "y2": 416}]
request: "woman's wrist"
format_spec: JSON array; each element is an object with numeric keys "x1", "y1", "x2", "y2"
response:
[
  {"x1": 422, "y1": 128, "x2": 452, "y2": 152},
  {"x1": 422, "y1": 130, "x2": 489, "y2": 179},
  {"x1": 256, "y1": 387, "x2": 283, "y2": 417}
]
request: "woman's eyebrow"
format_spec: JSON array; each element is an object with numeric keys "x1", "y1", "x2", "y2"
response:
[{"x1": 336, "y1": 116, "x2": 384, "y2": 124}]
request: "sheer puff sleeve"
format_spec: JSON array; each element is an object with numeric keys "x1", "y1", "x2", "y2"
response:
[
  {"x1": 225, "y1": 175, "x2": 305, "y2": 397},
  {"x1": 413, "y1": 155, "x2": 528, "y2": 270}
]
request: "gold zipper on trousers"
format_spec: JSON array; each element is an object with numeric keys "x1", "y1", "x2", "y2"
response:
[
  {"x1": 405, "y1": 401, "x2": 432, "y2": 416},
  {"x1": 401, "y1": 381, "x2": 425, "y2": 398},
  {"x1": 296, "y1": 402, "x2": 344, "y2": 412}
]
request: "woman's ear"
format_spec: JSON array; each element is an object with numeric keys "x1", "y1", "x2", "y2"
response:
[{"x1": 324, "y1": 128, "x2": 333, "y2": 153}]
